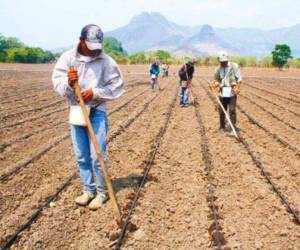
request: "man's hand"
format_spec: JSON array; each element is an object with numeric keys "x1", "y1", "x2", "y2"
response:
[
  {"x1": 233, "y1": 82, "x2": 241, "y2": 96},
  {"x1": 68, "y1": 68, "x2": 78, "y2": 87},
  {"x1": 233, "y1": 86, "x2": 240, "y2": 96},
  {"x1": 187, "y1": 79, "x2": 192, "y2": 87},
  {"x1": 209, "y1": 82, "x2": 220, "y2": 92},
  {"x1": 81, "y1": 89, "x2": 93, "y2": 103}
]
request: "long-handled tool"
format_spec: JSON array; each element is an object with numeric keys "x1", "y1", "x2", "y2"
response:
[
  {"x1": 206, "y1": 80, "x2": 239, "y2": 139},
  {"x1": 72, "y1": 71, "x2": 122, "y2": 224}
]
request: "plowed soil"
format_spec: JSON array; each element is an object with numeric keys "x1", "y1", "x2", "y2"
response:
[{"x1": 0, "y1": 64, "x2": 299, "y2": 250}]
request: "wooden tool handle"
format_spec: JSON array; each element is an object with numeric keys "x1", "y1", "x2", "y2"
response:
[{"x1": 213, "y1": 91, "x2": 239, "y2": 139}]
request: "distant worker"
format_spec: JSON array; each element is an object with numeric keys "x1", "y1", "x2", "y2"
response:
[
  {"x1": 210, "y1": 51, "x2": 242, "y2": 134},
  {"x1": 149, "y1": 61, "x2": 160, "y2": 91},
  {"x1": 52, "y1": 24, "x2": 124, "y2": 210},
  {"x1": 162, "y1": 62, "x2": 169, "y2": 77},
  {"x1": 178, "y1": 60, "x2": 195, "y2": 107}
]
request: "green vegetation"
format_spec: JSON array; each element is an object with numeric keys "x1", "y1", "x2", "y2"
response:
[
  {"x1": 272, "y1": 44, "x2": 292, "y2": 69},
  {"x1": 128, "y1": 52, "x2": 260, "y2": 67},
  {"x1": 128, "y1": 52, "x2": 147, "y2": 64},
  {"x1": 128, "y1": 51, "x2": 185, "y2": 64},
  {"x1": 228, "y1": 56, "x2": 257, "y2": 67},
  {"x1": 5, "y1": 47, "x2": 55, "y2": 63},
  {"x1": 103, "y1": 37, "x2": 127, "y2": 56},
  {"x1": 0, "y1": 34, "x2": 56, "y2": 63},
  {"x1": 286, "y1": 58, "x2": 300, "y2": 68},
  {"x1": 103, "y1": 37, "x2": 128, "y2": 64},
  {"x1": 126, "y1": 48, "x2": 300, "y2": 69},
  {"x1": 1, "y1": 34, "x2": 300, "y2": 69},
  {"x1": 154, "y1": 50, "x2": 171, "y2": 61},
  {"x1": 260, "y1": 56, "x2": 273, "y2": 67}
]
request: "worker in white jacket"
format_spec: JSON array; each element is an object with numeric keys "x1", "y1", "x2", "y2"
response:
[{"x1": 52, "y1": 24, "x2": 124, "y2": 210}]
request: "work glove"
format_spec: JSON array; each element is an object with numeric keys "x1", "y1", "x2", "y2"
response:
[
  {"x1": 233, "y1": 85, "x2": 241, "y2": 96},
  {"x1": 68, "y1": 68, "x2": 78, "y2": 87},
  {"x1": 81, "y1": 89, "x2": 94, "y2": 103},
  {"x1": 209, "y1": 82, "x2": 220, "y2": 92}
]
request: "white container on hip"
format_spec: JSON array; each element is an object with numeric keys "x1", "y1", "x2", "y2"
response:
[
  {"x1": 222, "y1": 87, "x2": 232, "y2": 98},
  {"x1": 69, "y1": 105, "x2": 90, "y2": 126}
]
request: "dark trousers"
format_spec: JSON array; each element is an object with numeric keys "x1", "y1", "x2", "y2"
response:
[{"x1": 219, "y1": 96, "x2": 237, "y2": 129}]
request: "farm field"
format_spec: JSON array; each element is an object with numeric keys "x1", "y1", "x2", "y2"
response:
[{"x1": 0, "y1": 63, "x2": 300, "y2": 249}]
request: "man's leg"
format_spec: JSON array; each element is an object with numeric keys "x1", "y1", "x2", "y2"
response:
[
  {"x1": 229, "y1": 96, "x2": 237, "y2": 128},
  {"x1": 179, "y1": 81, "x2": 183, "y2": 104},
  {"x1": 179, "y1": 85, "x2": 183, "y2": 105},
  {"x1": 89, "y1": 110, "x2": 109, "y2": 195},
  {"x1": 219, "y1": 97, "x2": 228, "y2": 129},
  {"x1": 70, "y1": 125, "x2": 95, "y2": 205},
  {"x1": 181, "y1": 87, "x2": 186, "y2": 105},
  {"x1": 184, "y1": 87, "x2": 189, "y2": 105},
  {"x1": 88, "y1": 110, "x2": 109, "y2": 209},
  {"x1": 154, "y1": 78, "x2": 158, "y2": 91}
]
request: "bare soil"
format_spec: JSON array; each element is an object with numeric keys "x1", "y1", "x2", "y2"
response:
[{"x1": 0, "y1": 64, "x2": 299, "y2": 250}]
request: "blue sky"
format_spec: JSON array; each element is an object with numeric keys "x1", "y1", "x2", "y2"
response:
[{"x1": 1, "y1": 0, "x2": 300, "y2": 50}]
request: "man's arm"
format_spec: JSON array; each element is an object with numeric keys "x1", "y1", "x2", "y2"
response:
[
  {"x1": 233, "y1": 80, "x2": 242, "y2": 95},
  {"x1": 52, "y1": 53, "x2": 74, "y2": 98},
  {"x1": 190, "y1": 67, "x2": 195, "y2": 79},
  {"x1": 214, "y1": 67, "x2": 222, "y2": 85},
  {"x1": 233, "y1": 64, "x2": 242, "y2": 83},
  {"x1": 210, "y1": 67, "x2": 221, "y2": 91},
  {"x1": 92, "y1": 57, "x2": 125, "y2": 101},
  {"x1": 149, "y1": 66, "x2": 153, "y2": 75},
  {"x1": 233, "y1": 64, "x2": 242, "y2": 95}
]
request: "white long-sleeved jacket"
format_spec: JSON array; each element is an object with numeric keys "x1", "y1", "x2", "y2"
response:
[{"x1": 52, "y1": 47, "x2": 124, "y2": 112}]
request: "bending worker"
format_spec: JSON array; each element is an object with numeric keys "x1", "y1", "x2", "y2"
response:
[{"x1": 178, "y1": 60, "x2": 195, "y2": 107}]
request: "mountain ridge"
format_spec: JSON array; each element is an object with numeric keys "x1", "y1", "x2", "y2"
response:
[{"x1": 106, "y1": 12, "x2": 300, "y2": 57}]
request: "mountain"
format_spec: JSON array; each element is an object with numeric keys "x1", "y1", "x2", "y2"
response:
[
  {"x1": 215, "y1": 28, "x2": 273, "y2": 56},
  {"x1": 106, "y1": 12, "x2": 300, "y2": 57},
  {"x1": 107, "y1": 12, "x2": 200, "y2": 54},
  {"x1": 107, "y1": 12, "x2": 185, "y2": 54},
  {"x1": 267, "y1": 23, "x2": 300, "y2": 57},
  {"x1": 173, "y1": 25, "x2": 238, "y2": 57}
]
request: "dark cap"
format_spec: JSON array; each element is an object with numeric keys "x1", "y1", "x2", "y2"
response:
[{"x1": 80, "y1": 24, "x2": 103, "y2": 50}]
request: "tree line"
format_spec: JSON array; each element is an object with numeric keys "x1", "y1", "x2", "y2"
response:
[
  {"x1": 1, "y1": 34, "x2": 299, "y2": 69},
  {"x1": 0, "y1": 35, "x2": 57, "y2": 63},
  {"x1": 126, "y1": 45, "x2": 300, "y2": 69}
]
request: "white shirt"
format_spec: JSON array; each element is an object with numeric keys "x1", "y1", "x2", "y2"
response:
[{"x1": 52, "y1": 47, "x2": 124, "y2": 112}]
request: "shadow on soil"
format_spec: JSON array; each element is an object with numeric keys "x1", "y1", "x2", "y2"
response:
[{"x1": 112, "y1": 174, "x2": 143, "y2": 193}]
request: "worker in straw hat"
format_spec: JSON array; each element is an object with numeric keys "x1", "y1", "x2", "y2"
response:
[
  {"x1": 52, "y1": 24, "x2": 124, "y2": 210},
  {"x1": 210, "y1": 51, "x2": 242, "y2": 134}
]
